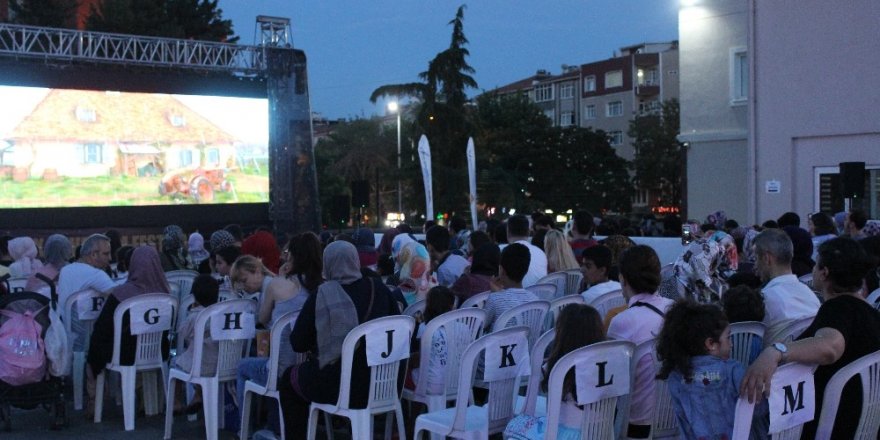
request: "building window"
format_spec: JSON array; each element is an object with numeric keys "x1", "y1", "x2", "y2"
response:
[
  {"x1": 179, "y1": 150, "x2": 193, "y2": 167},
  {"x1": 584, "y1": 75, "x2": 596, "y2": 92},
  {"x1": 584, "y1": 104, "x2": 597, "y2": 120},
  {"x1": 535, "y1": 84, "x2": 553, "y2": 102},
  {"x1": 633, "y1": 189, "x2": 650, "y2": 206},
  {"x1": 82, "y1": 143, "x2": 103, "y2": 164},
  {"x1": 606, "y1": 101, "x2": 623, "y2": 117},
  {"x1": 637, "y1": 68, "x2": 659, "y2": 86},
  {"x1": 605, "y1": 70, "x2": 623, "y2": 89},
  {"x1": 559, "y1": 84, "x2": 574, "y2": 99},
  {"x1": 560, "y1": 111, "x2": 575, "y2": 127},
  {"x1": 169, "y1": 115, "x2": 186, "y2": 127},
  {"x1": 206, "y1": 148, "x2": 220, "y2": 164},
  {"x1": 731, "y1": 48, "x2": 748, "y2": 104},
  {"x1": 543, "y1": 109, "x2": 555, "y2": 123},
  {"x1": 608, "y1": 131, "x2": 623, "y2": 146},
  {"x1": 639, "y1": 100, "x2": 661, "y2": 113},
  {"x1": 76, "y1": 106, "x2": 97, "y2": 123}
]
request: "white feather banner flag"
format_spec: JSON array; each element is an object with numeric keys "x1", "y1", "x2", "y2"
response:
[
  {"x1": 417, "y1": 135, "x2": 434, "y2": 220},
  {"x1": 466, "y1": 137, "x2": 478, "y2": 230}
]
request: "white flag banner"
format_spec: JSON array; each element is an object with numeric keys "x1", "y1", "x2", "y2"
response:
[
  {"x1": 417, "y1": 135, "x2": 434, "y2": 220},
  {"x1": 466, "y1": 137, "x2": 478, "y2": 230},
  {"x1": 130, "y1": 302, "x2": 173, "y2": 335},
  {"x1": 768, "y1": 363, "x2": 816, "y2": 434},
  {"x1": 366, "y1": 327, "x2": 410, "y2": 366}
]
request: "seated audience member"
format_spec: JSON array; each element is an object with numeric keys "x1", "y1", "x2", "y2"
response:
[
  {"x1": 706, "y1": 210, "x2": 727, "y2": 231},
  {"x1": 114, "y1": 245, "x2": 134, "y2": 279},
  {"x1": 505, "y1": 304, "x2": 606, "y2": 439},
  {"x1": 494, "y1": 222, "x2": 508, "y2": 245},
  {"x1": 26, "y1": 234, "x2": 72, "y2": 293},
  {"x1": 406, "y1": 286, "x2": 456, "y2": 393},
  {"x1": 224, "y1": 224, "x2": 245, "y2": 247},
  {"x1": 483, "y1": 219, "x2": 500, "y2": 244},
  {"x1": 352, "y1": 227, "x2": 378, "y2": 269},
  {"x1": 58, "y1": 234, "x2": 118, "y2": 350},
  {"x1": 8, "y1": 236, "x2": 43, "y2": 278},
  {"x1": 530, "y1": 229, "x2": 548, "y2": 252},
  {"x1": 396, "y1": 241, "x2": 435, "y2": 306},
  {"x1": 607, "y1": 245, "x2": 674, "y2": 439},
  {"x1": 657, "y1": 302, "x2": 768, "y2": 440},
  {"x1": 658, "y1": 238, "x2": 726, "y2": 303},
  {"x1": 483, "y1": 243, "x2": 538, "y2": 330},
  {"x1": 376, "y1": 253, "x2": 395, "y2": 283},
  {"x1": 210, "y1": 229, "x2": 238, "y2": 253},
  {"x1": 386, "y1": 232, "x2": 417, "y2": 287},
  {"x1": 173, "y1": 274, "x2": 220, "y2": 412},
  {"x1": 213, "y1": 246, "x2": 241, "y2": 281},
  {"x1": 242, "y1": 230, "x2": 281, "y2": 274},
  {"x1": 230, "y1": 255, "x2": 275, "y2": 303},
  {"x1": 543, "y1": 230, "x2": 578, "y2": 273},
  {"x1": 722, "y1": 285, "x2": 767, "y2": 364},
  {"x1": 188, "y1": 232, "x2": 210, "y2": 268},
  {"x1": 860, "y1": 235, "x2": 880, "y2": 296},
  {"x1": 600, "y1": 234, "x2": 636, "y2": 281},
  {"x1": 86, "y1": 246, "x2": 171, "y2": 416},
  {"x1": 844, "y1": 208, "x2": 868, "y2": 240},
  {"x1": 427, "y1": 225, "x2": 469, "y2": 288},
  {"x1": 278, "y1": 241, "x2": 403, "y2": 440},
  {"x1": 783, "y1": 226, "x2": 815, "y2": 278},
  {"x1": 448, "y1": 216, "x2": 471, "y2": 255},
  {"x1": 377, "y1": 227, "x2": 400, "y2": 256},
  {"x1": 568, "y1": 210, "x2": 598, "y2": 264},
  {"x1": 160, "y1": 225, "x2": 192, "y2": 271},
  {"x1": 808, "y1": 212, "x2": 837, "y2": 261},
  {"x1": 580, "y1": 245, "x2": 622, "y2": 305},
  {"x1": 0, "y1": 235, "x2": 13, "y2": 267},
  {"x1": 725, "y1": 272, "x2": 762, "y2": 290},
  {"x1": 751, "y1": 228, "x2": 820, "y2": 345},
  {"x1": 507, "y1": 214, "x2": 547, "y2": 287},
  {"x1": 742, "y1": 237, "x2": 880, "y2": 438},
  {"x1": 451, "y1": 243, "x2": 500, "y2": 304},
  {"x1": 466, "y1": 231, "x2": 491, "y2": 257},
  {"x1": 776, "y1": 211, "x2": 800, "y2": 229}
]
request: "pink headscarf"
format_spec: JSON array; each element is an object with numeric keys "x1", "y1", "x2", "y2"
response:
[
  {"x1": 113, "y1": 246, "x2": 170, "y2": 301},
  {"x1": 8, "y1": 237, "x2": 44, "y2": 278}
]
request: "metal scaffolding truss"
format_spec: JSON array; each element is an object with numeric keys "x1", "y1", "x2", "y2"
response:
[{"x1": 0, "y1": 23, "x2": 268, "y2": 75}]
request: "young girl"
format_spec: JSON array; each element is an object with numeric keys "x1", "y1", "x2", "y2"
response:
[
  {"x1": 407, "y1": 286, "x2": 456, "y2": 394},
  {"x1": 721, "y1": 285, "x2": 766, "y2": 365},
  {"x1": 505, "y1": 304, "x2": 606, "y2": 440},
  {"x1": 656, "y1": 301, "x2": 767, "y2": 440},
  {"x1": 230, "y1": 254, "x2": 275, "y2": 303}
]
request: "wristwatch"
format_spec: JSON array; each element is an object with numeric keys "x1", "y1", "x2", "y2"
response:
[{"x1": 772, "y1": 342, "x2": 788, "y2": 363}]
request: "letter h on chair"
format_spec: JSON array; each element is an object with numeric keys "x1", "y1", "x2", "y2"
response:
[
  {"x1": 94, "y1": 293, "x2": 178, "y2": 431},
  {"x1": 164, "y1": 299, "x2": 257, "y2": 440}
]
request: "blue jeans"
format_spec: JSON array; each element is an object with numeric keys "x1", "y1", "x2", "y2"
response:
[{"x1": 237, "y1": 357, "x2": 280, "y2": 433}]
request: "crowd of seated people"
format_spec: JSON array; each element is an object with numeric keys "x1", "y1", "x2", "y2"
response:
[{"x1": 0, "y1": 206, "x2": 879, "y2": 440}]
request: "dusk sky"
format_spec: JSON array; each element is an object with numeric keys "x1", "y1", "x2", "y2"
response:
[{"x1": 220, "y1": 1, "x2": 679, "y2": 120}]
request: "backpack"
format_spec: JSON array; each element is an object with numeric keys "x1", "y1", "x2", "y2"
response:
[{"x1": 0, "y1": 307, "x2": 47, "y2": 386}]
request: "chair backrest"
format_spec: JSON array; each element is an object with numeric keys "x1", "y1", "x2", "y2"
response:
[
  {"x1": 777, "y1": 316, "x2": 815, "y2": 344},
  {"x1": 729, "y1": 321, "x2": 766, "y2": 367},
  {"x1": 536, "y1": 272, "x2": 567, "y2": 299},
  {"x1": 546, "y1": 295, "x2": 586, "y2": 332},
  {"x1": 218, "y1": 287, "x2": 240, "y2": 302},
  {"x1": 175, "y1": 294, "x2": 197, "y2": 352},
  {"x1": 814, "y1": 349, "x2": 880, "y2": 440},
  {"x1": 634, "y1": 338, "x2": 678, "y2": 438},
  {"x1": 403, "y1": 299, "x2": 426, "y2": 323},
  {"x1": 494, "y1": 300, "x2": 550, "y2": 349},
  {"x1": 264, "y1": 310, "x2": 303, "y2": 391},
  {"x1": 335, "y1": 315, "x2": 416, "y2": 412},
  {"x1": 866, "y1": 288, "x2": 880, "y2": 310},
  {"x1": 7, "y1": 276, "x2": 28, "y2": 293},
  {"x1": 459, "y1": 290, "x2": 491, "y2": 309},
  {"x1": 449, "y1": 326, "x2": 530, "y2": 434},
  {"x1": 731, "y1": 363, "x2": 814, "y2": 440},
  {"x1": 521, "y1": 329, "x2": 556, "y2": 416},
  {"x1": 165, "y1": 269, "x2": 199, "y2": 301},
  {"x1": 189, "y1": 299, "x2": 257, "y2": 379},
  {"x1": 112, "y1": 293, "x2": 178, "y2": 368},
  {"x1": 585, "y1": 288, "x2": 625, "y2": 319},
  {"x1": 63, "y1": 288, "x2": 107, "y2": 334},
  {"x1": 413, "y1": 308, "x2": 486, "y2": 401},
  {"x1": 562, "y1": 269, "x2": 584, "y2": 295},
  {"x1": 545, "y1": 340, "x2": 635, "y2": 440},
  {"x1": 798, "y1": 273, "x2": 814, "y2": 290}
]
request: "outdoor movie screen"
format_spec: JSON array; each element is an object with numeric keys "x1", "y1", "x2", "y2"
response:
[{"x1": 0, "y1": 86, "x2": 269, "y2": 208}]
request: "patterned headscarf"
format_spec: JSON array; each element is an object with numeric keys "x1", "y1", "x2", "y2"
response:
[
  {"x1": 163, "y1": 225, "x2": 186, "y2": 252},
  {"x1": 661, "y1": 239, "x2": 725, "y2": 303},
  {"x1": 708, "y1": 230, "x2": 739, "y2": 273},
  {"x1": 863, "y1": 220, "x2": 880, "y2": 238},
  {"x1": 741, "y1": 228, "x2": 760, "y2": 265},
  {"x1": 210, "y1": 230, "x2": 236, "y2": 252},
  {"x1": 706, "y1": 210, "x2": 727, "y2": 230},
  {"x1": 398, "y1": 242, "x2": 434, "y2": 305},
  {"x1": 391, "y1": 233, "x2": 417, "y2": 270},
  {"x1": 8, "y1": 236, "x2": 43, "y2": 278}
]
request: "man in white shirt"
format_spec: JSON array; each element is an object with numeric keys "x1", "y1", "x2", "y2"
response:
[
  {"x1": 753, "y1": 228, "x2": 820, "y2": 345},
  {"x1": 506, "y1": 214, "x2": 547, "y2": 287},
  {"x1": 607, "y1": 245, "x2": 673, "y2": 439},
  {"x1": 58, "y1": 233, "x2": 117, "y2": 350},
  {"x1": 426, "y1": 225, "x2": 470, "y2": 287},
  {"x1": 580, "y1": 244, "x2": 621, "y2": 304}
]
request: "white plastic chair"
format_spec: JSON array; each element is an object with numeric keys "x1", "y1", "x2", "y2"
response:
[
  {"x1": 776, "y1": 316, "x2": 815, "y2": 344},
  {"x1": 516, "y1": 329, "x2": 556, "y2": 416},
  {"x1": 7, "y1": 276, "x2": 28, "y2": 293},
  {"x1": 535, "y1": 272, "x2": 567, "y2": 299},
  {"x1": 403, "y1": 299, "x2": 427, "y2": 323},
  {"x1": 460, "y1": 291, "x2": 491, "y2": 309},
  {"x1": 164, "y1": 299, "x2": 257, "y2": 440},
  {"x1": 493, "y1": 300, "x2": 550, "y2": 350},
  {"x1": 240, "y1": 310, "x2": 305, "y2": 440},
  {"x1": 814, "y1": 349, "x2": 880, "y2": 440},
  {"x1": 562, "y1": 269, "x2": 584, "y2": 295},
  {"x1": 544, "y1": 340, "x2": 636, "y2": 440},
  {"x1": 731, "y1": 362, "x2": 815, "y2": 440},
  {"x1": 95, "y1": 293, "x2": 178, "y2": 431},
  {"x1": 527, "y1": 281, "x2": 560, "y2": 301},
  {"x1": 414, "y1": 326, "x2": 530, "y2": 439},
  {"x1": 634, "y1": 338, "x2": 678, "y2": 439},
  {"x1": 729, "y1": 321, "x2": 766, "y2": 367},
  {"x1": 306, "y1": 315, "x2": 416, "y2": 440},
  {"x1": 545, "y1": 295, "x2": 585, "y2": 332},
  {"x1": 166, "y1": 269, "x2": 199, "y2": 301},
  {"x1": 585, "y1": 288, "x2": 625, "y2": 319},
  {"x1": 403, "y1": 308, "x2": 486, "y2": 439},
  {"x1": 64, "y1": 288, "x2": 108, "y2": 411},
  {"x1": 866, "y1": 288, "x2": 880, "y2": 310},
  {"x1": 175, "y1": 294, "x2": 197, "y2": 354}
]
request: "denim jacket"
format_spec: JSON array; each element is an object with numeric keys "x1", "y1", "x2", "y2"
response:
[{"x1": 667, "y1": 355, "x2": 768, "y2": 440}]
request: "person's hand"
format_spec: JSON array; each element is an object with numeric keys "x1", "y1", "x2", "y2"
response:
[
  {"x1": 489, "y1": 276, "x2": 504, "y2": 292},
  {"x1": 740, "y1": 347, "x2": 782, "y2": 403}
]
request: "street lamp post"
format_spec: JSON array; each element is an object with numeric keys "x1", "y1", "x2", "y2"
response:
[{"x1": 388, "y1": 101, "x2": 402, "y2": 213}]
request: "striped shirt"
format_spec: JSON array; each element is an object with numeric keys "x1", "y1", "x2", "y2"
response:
[{"x1": 483, "y1": 288, "x2": 538, "y2": 331}]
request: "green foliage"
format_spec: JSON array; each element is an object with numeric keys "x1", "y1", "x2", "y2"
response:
[
  {"x1": 8, "y1": 0, "x2": 79, "y2": 28},
  {"x1": 628, "y1": 99, "x2": 684, "y2": 208},
  {"x1": 86, "y1": 0, "x2": 237, "y2": 42}
]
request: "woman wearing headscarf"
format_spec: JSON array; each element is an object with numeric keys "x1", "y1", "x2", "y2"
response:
[
  {"x1": 278, "y1": 241, "x2": 404, "y2": 440},
  {"x1": 85, "y1": 246, "x2": 171, "y2": 414},
  {"x1": 160, "y1": 225, "x2": 190, "y2": 271},
  {"x1": 385, "y1": 232, "x2": 417, "y2": 286},
  {"x1": 26, "y1": 234, "x2": 72, "y2": 293},
  {"x1": 8, "y1": 236, "x2": 44, "y2": 278},
  {"x1": 209, "y1": 229, "x2": 237, "y2": 252},
  {"x1": 396, "y1": 241, "x2": 435, "y2": 306},
  {"x1": 241, "y1": 230, "x2": 281, "y2": 274},
  {"x1": 188, "y1": 232, "x2": 210, "y2": 267},
  {"x1": 658, "y1": 239, "x2": 726, "y2": 303}
]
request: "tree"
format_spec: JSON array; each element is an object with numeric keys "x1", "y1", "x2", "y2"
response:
[
  {"x1": 8, "y1": 0, "x2": 79, "y2": 28},
  {"x1": 86, "y1": 0, "x2": 237, "y2": 42},
  {"x1": 370, "y1": 5, "x2": 477, "y2": 215},
  {"x1": 628, "y1": 99, "x2": 684, "y2": 209}
]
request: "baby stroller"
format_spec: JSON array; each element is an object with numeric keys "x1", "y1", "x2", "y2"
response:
[{"x1": 0, "y1": 274, "x2": 68, "y2": 431}]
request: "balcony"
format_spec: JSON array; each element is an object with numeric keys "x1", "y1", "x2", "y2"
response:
[{"x1": 635, "y1": 84, "x2": 660, "y2": 96}]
